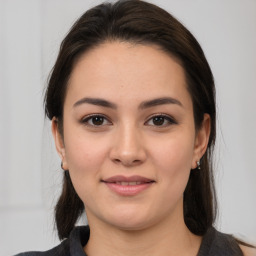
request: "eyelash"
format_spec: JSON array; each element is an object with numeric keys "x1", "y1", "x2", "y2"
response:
[
  {"x1": 145, "y1": 114, "x2": 177, "y2": 127},
  {"x1": 81, "y1": 114, "x2": 177, "y2": 127},
  {"x1": 81, "y1": 114, "x2": 112, "y2": 126}
]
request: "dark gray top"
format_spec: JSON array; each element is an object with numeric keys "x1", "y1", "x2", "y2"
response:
[{"x1": 15, "y1": 225, "x2": 243, "y2": 256}]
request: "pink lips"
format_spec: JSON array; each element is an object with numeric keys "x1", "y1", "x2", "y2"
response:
[{"x1": 102, "y1": 175, "x2": 155, "y2": 196}]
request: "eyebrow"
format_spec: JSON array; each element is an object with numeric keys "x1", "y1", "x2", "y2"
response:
[
  {"x1": 139, "y1": 97, "x2": 183, "y2": 109},
  {"x1": 73, "y1": 97, "x2": 117, "y2": 109},
  {"x1": 73, "y1": 97, "x2": 183, "y2": 109}
]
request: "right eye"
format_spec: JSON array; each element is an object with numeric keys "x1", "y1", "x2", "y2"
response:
[{"x1": 81, "y1": 114, "x2": 111, "y2": 126}]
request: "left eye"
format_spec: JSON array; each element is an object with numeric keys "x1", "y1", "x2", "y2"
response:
[
  {"x1": 145, "y1": 115, "x2": 176, "y2": 126},
  {"x1": 82, "y1": 115, "x2": 111, "y2": 126}
]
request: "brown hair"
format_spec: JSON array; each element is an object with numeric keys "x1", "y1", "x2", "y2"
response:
[{"x1": 45, "y1": 0, "x2": 217, "y2": 240}]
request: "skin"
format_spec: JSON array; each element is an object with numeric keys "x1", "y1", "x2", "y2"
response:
[
  {"x1": 240, "y1": 246, "x2": 256, "y2": 256},
  {"x1": 52, "y1": 41, "x2": 212, "y2": 256}
]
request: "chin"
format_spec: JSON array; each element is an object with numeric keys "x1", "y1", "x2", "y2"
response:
[
  {"x1": 102, "y1": 208, "x2": 159, "y2": 231},
  {"x1": 110, "y1": 219, "x2": 152, "y2": 232}
]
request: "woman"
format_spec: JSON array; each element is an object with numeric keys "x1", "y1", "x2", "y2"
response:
[{"x1": 16, "y1": 0, "x2": 255, "y2": 255}]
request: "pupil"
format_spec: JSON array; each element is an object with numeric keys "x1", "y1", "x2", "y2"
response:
[
  {"x1": 153, "y1": 116, "x2": 164, "y2": 125},
  {"x1": 92, "y1": 116, "x2": 104, "y2": 125}
]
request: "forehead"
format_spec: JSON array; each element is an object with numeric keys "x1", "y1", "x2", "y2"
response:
[{"x1": 66, "y1": 41, "x2": 192, "y2": 109}]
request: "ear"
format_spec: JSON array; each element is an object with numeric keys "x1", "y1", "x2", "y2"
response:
[
  {"x1": 51, "y1": 117, "x2": 68, "y2": 170},
  {"x1": 191, "y1": 114, "x2": 211, "y2": 169}
]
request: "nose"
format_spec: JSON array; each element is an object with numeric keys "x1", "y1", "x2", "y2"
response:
[{"x1": 109, "y1": 124, "x2": 147, "y2": 167}]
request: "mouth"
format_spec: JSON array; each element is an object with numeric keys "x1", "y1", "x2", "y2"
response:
[
  {"x1": 101, "y1": 175, "x2": 155, "y2": 196},
  {"x1": 108, "y1": 181, "x2": 153, "y2": 185},
  {"x1": 102, "y1": 175, "x2": 155, "y2": 185}
]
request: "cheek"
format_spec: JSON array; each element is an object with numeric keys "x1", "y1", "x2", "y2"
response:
[
  {"x1": 64, "y1": 131, "x2": 110, "y2": 179},
  {"x1": 63, "y1": 133, "x2": 110, "y2": 204},
  {"x1": 151, "y1": 131, "x2": 195, "y2": 181}
]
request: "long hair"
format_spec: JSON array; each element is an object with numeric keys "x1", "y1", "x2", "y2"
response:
[{"x1": 45, "y1": 0, "x2": 217, "y2": 240}]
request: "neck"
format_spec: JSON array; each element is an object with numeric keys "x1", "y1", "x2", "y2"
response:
[{"x1": 84, "y1": 208, "x2": 202, "y2": 256}]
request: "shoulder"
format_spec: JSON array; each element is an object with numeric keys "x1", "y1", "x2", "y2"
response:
[
  {"x1": 14, "y1": 238, "x2": 70, "y2": 256},
  {"x1": 239, "y1": 245, "x2": 256, "y2": 256},
  {"x1": 14, "y1": 225, "x2": 90, "y2": 256},
  {"x1": 198, "y1": 227, "x2": 244, "y2": 255}
]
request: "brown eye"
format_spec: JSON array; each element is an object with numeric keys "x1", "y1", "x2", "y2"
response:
[
  {"x1": 145, "y1": 114, "x2": 177, "y2": 127},
  {"x1": 152, "y1": 116, "x2": 165, "y2": 126},
  {"x1": 91, "y1": 116, "x2": 104, "y2": 125},
  {"x1": 82, "y1": 115, "x2": 111, "y2": 126}
]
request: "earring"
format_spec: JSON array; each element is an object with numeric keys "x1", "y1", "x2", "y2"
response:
[{"x1": 197, "y1": 160, "x2": 201, "y2": 170}]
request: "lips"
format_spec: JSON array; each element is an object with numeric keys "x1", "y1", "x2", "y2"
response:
[
  {"x1": 112, "y1": 181, "x2": 145, "y2": 185},
  {"x1": 102, "y1": 175, "x2": 155, "y2": 196},
  {"x1": 102, "y1": 175, "x2": 154, "y2": 184}
]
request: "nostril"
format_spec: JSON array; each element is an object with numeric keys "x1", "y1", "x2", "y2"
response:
[
  {"x1": 109, "y1": 144, "x2": 147, "y2": 166},
  {"x1": 112, "y1": 157, "x2": 142, "y2": 166}
]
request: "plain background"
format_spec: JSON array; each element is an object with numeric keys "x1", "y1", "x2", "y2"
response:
[{"x1": 0, "y1": 0, "x2": 255, "y2": 255}]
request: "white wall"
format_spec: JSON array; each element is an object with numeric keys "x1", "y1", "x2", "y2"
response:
[{"x1": 0, "y1": 0, "x2": 255, "y2": 255}]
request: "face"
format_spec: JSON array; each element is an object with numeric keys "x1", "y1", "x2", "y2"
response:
[{"x1": 52, "y1": 41, "x2": 210, "y2": 231}]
